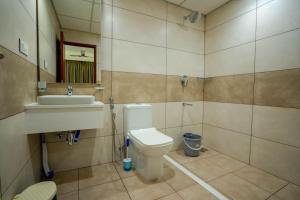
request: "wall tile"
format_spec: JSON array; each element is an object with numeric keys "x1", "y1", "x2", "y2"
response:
[
  {"x1": 151, "y1": 103, "x2": 166, "y2": 129},
  {"x1": 0, "y1": 113, "x2": 40, "y2": 194},
  {"x1": 203, "y1": 125, "x2": 251, "y2": 163},
  {"x1": 167, "y1": 76, "x2": 204, "y2": 102},
  {"x1": 167, "y1": 3, "x2": 204, "y2": 31},
  {"x1": 183, "y1": 101, "x2": 203, "y2": 126},
  {"x1": 113, "y1": 0, "x2": 167, "y2": 19},
  {"x1": 205, "y1": 10, "x2": 256, "y2": 53},
  {"x1": 113, "y1": 7, "x2": 166, "y2": 46},
  {"x1": 164, "y1": 127, "x2": 183, "y2": 150},
  {"x1": 101, "y1": 4, "x2": 113, "y2": 38},
  {"x1": 166, "y1": 102, "x2": 182, "y2": 128},
  {"x1": 257, "y1": 0, "x2": 274, "y2": 7},
  {"x1": 100, "y1": 37, "x2": 112, "y2": 70},
  {"x1": 204, "y1": 74, "x2": 254, "y2": 104},
  {"x1": 167, "y1": 49, "x2": 204, "y2": 77},
  {"x1": 167, "y1": 22, "x2": 204, "y2": 54},
  {"x1": 253, "y1": 105, "x2": 300, "y2": 148},
  {"x1": 182, "y1": 124, "x2": 203, "y2": 136},
  {"x1": 205, "y1": 42, "x2": 255, "y2": 77},
  {"x1": 254, "y1": 69, "x2": 300, "y2": 109},
  {"x1": 48, "y1": 136, "x2": 113, "y2": 172},
  {"x1": 274, "y1": 184, "x2": 300, "y2": 200},
  {"x1": 250, "y1": 137, "x2": 300, "y2": 185},
  {"x1": 0, "y1": 0, "x2": 37, "y2": 64},
  {"x1": 206, "y1": 0, "x2": 256, "y2": 30},
  {"x1": 112, "y1": 39, "x2": 166, "y2": 74},
  {"x1": 255, "y1": 29, "x2": 300, "y2": 72},
  {"x1": 257, "y1": 0, "x2": 300, "y2": 39},
  {"x1": 112, "y1": 72, "x2": 166, "y2": 104},
  {"x1": 204, "y1": 102, "x2": 252, "y2": 135},
  {"x1": 0, "y1": 46, "x2": 37, "y2": 119}
]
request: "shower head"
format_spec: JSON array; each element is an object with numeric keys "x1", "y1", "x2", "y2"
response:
[{"x1": 184, "y1": 11, "x2": 200, "y2": 23}]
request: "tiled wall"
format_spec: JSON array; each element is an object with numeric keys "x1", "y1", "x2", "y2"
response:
[
  {"x1": 0, "y1": 0, "x2": 41, "y2": 199},
  {"x1": 204, "y1": 0, "x2": 300, "y2": 185},
  {"x1": 46, "y1": 0, "x2": 205, "y2": 172}
]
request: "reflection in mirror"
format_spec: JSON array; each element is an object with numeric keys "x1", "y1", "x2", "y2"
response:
[{"x1": 37, "y1": 0, "x2": 101, "y2": 84}]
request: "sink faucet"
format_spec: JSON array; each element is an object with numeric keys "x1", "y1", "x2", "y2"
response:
[{"x1": 67, "y1": 85, "x2": 73, "y2": 96}]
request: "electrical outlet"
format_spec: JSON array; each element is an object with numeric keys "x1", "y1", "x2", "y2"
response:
[{"x1": 19, "y1": 38, "x2": 29, "y2": 56}]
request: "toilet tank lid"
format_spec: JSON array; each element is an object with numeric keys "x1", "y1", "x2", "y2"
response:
[
  {"x1": 124, "y1": 104, "x2": 152, "y2": 109},
  {"x1": 130, "y1": 128, "x2": 173, "y2": 146}
]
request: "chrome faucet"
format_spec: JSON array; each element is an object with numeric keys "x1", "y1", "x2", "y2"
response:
[{"x1": 67, "y1": 85, "x2": 73, "y2": 96}]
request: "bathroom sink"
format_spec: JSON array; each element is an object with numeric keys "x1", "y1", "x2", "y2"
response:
[{"x1": 37, "y1": 95, "x2": 95, "y2": 105}]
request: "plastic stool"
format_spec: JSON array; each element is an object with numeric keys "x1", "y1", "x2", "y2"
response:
[{"x1": 13, "y1": 181, "x2": 57, "y2": 200}]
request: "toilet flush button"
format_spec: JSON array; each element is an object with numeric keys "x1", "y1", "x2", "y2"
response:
[{"x1": 19, "y1": 38, "x2": 29, "y2": 56}]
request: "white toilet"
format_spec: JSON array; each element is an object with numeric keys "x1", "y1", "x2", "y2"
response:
[{"x1": 124, "y1": 104, "x2": 173, "y2": 181}]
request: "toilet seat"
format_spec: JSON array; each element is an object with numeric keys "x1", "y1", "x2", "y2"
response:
[{"x1": 129, "y1": 128, "x2": 173, "y2": 148}]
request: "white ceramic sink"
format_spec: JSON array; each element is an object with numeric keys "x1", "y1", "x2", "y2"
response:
[{"x1": 37, "y1": 95, "x2": 95, "y2": 105}]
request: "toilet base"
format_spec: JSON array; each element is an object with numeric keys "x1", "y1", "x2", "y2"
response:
[{"x1": 129, "y1": 145, "x2": 164, "y2": 181}]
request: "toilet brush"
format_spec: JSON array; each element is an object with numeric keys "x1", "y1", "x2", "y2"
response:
[{"x1": 123, "y1": 136, "x2": 132, "y2": 171}]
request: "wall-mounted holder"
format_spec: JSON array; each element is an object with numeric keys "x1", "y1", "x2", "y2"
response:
[
  {"x1": 38, "y1": 81, "x2": 47, "y2": 92},
  {"x1": 95, "y1": 84, "x2": 105, "y2": 91},
  {"x1": 180, "y1": 75, "x2": 189, "y2": 87}
]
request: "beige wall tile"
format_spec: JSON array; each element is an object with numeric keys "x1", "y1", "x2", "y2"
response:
[
  {"x1": 167, "y1": 49, "x2": 204, "y2": 77},
  {"x1": 0, "y1": 47, "x2": 37, "y2": 119},
  {"x1": 253, "y1": 105, "x2": 300, "y2": 147},
  {"x1": 204, "y1": 101, "x2": 252, "y2": 135},
  {"x1": 254, "y1": 69, "x2": 300, "y2": 109},
  {"x1": 112, "y1": 72, "x2": 166, "y2": 104},
  {"x1": 112, "y1": 39, "x2": 166, "y2": 74},
  {"x1": 257, "y1": 0, "x2": 274, "y2": 7},
  {"x1": 48, "y1": 136, "x2": 113, "y2": 172},
  {"x1": 167, "y1": 76, "x2": 203, "y2": 102},
  {"x1": 182, "y1": 124, "x2": 203, "y2": 136},
  {"x1": 113, "y1": 0, "x2": 167, "y2": 19},
  {"x1": 205, "y1": 10, "x2": 256, "y2": 53},
  {"x1": 203, "y1": 124, "x2": 251, "y2": 163},
  {"x1": 167, "y1": 22, "x2": 204, "y2": 54},
  {"x1": 113, "y1": 7, "x2": 166, "y2": 46},
  {"x1": 255, "y1": 29, "x2": 300, "y2": 72},
  {"x1": 206, "y1": 0, "x2": 256, "y2": 30},
  {"x1": 54, "y1": 169, "x2": 78, "y2": 195},
  {"x1": 250, "y1": 137, "x2": 300, "y2": 185},
  {"x1": 167, "y1": 3, "x2": 204, "y2": 31},
  {"x1": 205, "y1": 42, "x2": 255, "y2": 77},
  {"x1": 151, "y1": 103, "x2": 166, "y2": 129},
  {"x1": 257, "y1": 0, "x2": 300, "y2": 39},
  {"x1": 204, "y1": 74, "x2": 254, "y2": 105}
]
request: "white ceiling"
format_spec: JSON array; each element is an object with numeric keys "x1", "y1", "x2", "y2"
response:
[
  {"x1": 52, "y1": 0, "x2": 101, "y2": 34},
  {"x1": 166, "y1": 0, "x2": 230, "y2": 14}
]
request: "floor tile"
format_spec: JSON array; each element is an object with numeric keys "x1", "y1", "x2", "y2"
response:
[
  {"x1": 114, "y1": 161, "x2": 136, "y2": 178},
  {"x1": 57, "y1": 191, "x2": 78, "y2": 200},
  {"x1": 157, "y1": 193, "x2": 183, "y2": 200},
  {"x1": 234, "y1": 166, "x2": 288, "y2": 193},
  {"x1": 168, "y1": 148, "x2": 218, "y2": 164},
  {"x1": 122, "y1": 176, "x2": 174, "y2": 200},
  {"x1": 54, "y1": 169, "x2": 78, "y2": 195},
  {"x1": 79, "y1": 180, "x2": 131, "y2": 200},
  {"x1": 78, "y1": 163, "x2": 120, "y2": 189},
  {"x1": 210, "y1": 174, "x2": 270, "y2": 200},
  {"x1": 205, "y1": 154, "x2": 246, "y2": 172},
  {"x1": 177, "y1": 184, "x2": 218, "y2": 200},
  {"x1": 184, "y1": 159, "x2": 229, "y2": 181},
  {"x1": 163, "y1": 166, "x2": 196, "y2": 191},
  {"x1": 274, "y1": 184, "x2": 300, "y2": 200}
]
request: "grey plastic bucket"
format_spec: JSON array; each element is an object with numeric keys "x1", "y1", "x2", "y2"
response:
[{"x1": 183, "y1": 133, "x2": 202, "y2": 157}]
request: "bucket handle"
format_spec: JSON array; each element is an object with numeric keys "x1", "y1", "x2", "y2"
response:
[{"x1": 183, "y1": 138, "x2": 201, "y2": 151}]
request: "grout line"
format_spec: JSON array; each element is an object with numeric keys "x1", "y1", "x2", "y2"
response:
[
  {"x1": 164, "y1": 155, "x2": 230, "y2": 200},
  {"x1": 112, "y1": 163, "x2": 133, "y2": 200}
]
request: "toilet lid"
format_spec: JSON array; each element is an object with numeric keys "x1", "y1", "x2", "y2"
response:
[{"x1": 130, "y1": 128, "x2": 173, "y2": 147}]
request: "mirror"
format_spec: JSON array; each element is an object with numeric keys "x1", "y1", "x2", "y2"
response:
[{"x1": 37, "y1": 0, "x2": 101, "y2": 84}]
